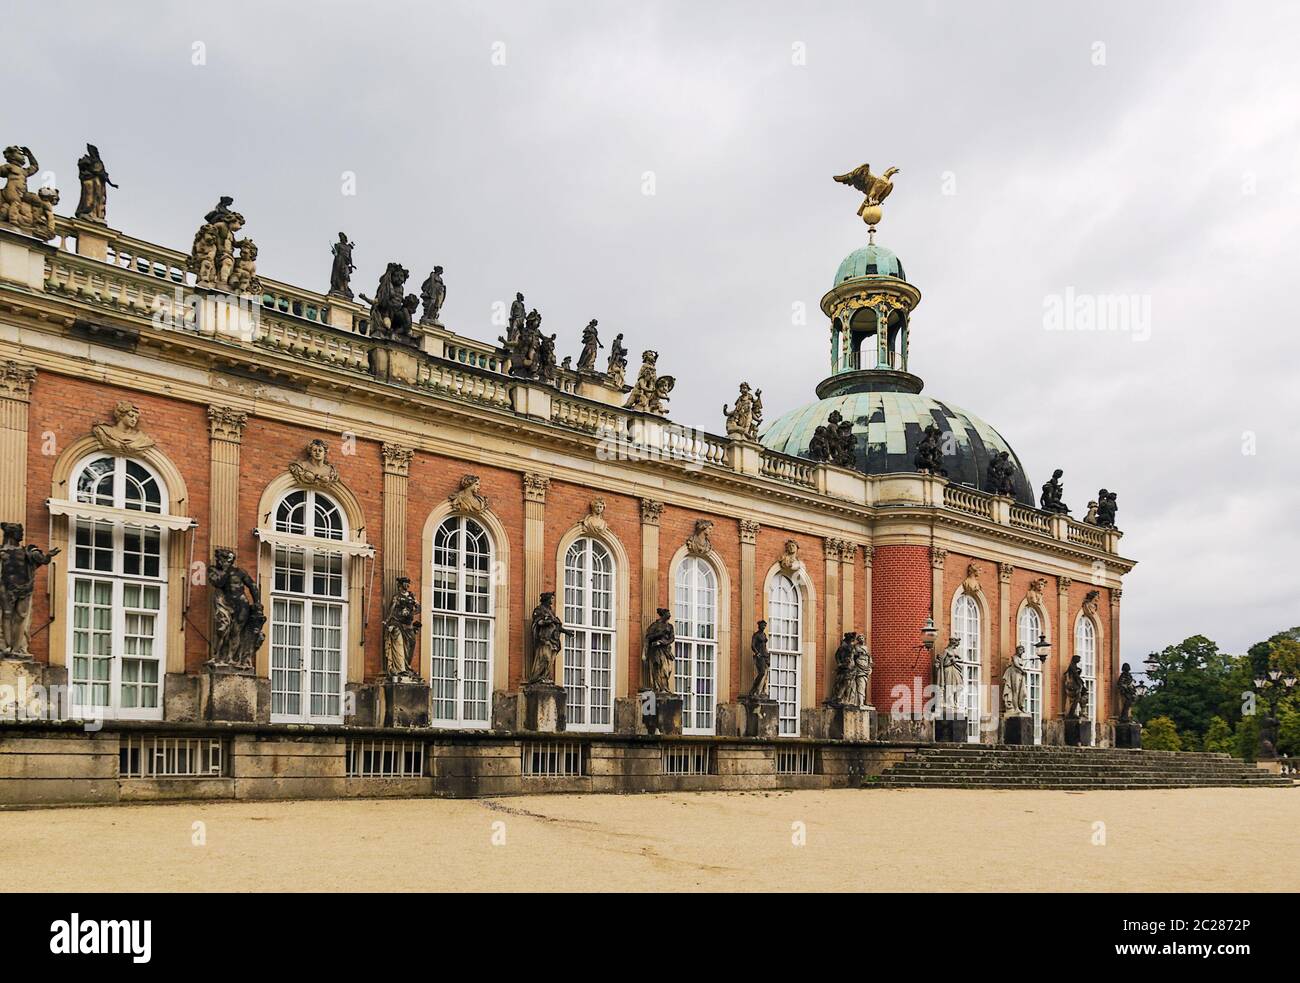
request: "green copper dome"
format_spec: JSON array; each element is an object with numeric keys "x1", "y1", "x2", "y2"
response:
[
  {"x1": 759, "y1": 390, "x2": 1035, "y2": 506},
  {"x1": 834, "y1": 243, "x2": 906, "y2": 285}
]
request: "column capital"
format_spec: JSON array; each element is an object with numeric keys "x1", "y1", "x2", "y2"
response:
[
  {"x1": 739, "y1": 518, "x2": 760, "y2": 544},
  {"x1": 206, "y1": 404, "x2": 248, "y2": 442},
  {"x1": 930, "y1": 546, "x2": 947, "y2": 570},
  {"x1": 1058, "y1": 575, "x2": 1073, "y2": 592},
  {"x1": 639, "y1": 498, "x2": 663, "y2": 526},
  {"x1": 999, "y1": 562, "x2": 1015, "y2": 584},
  {"x1": 0, "y1": 361, "x2": 37, "y2": 401},
  {"x1": 523, "y1": 472, "x2": 550, "y2": 503},
  {"x1": 824, "y1": 537, "x2": 843, "y2": 560},
  {"x1": 838, "y1": 541, "x2": 858, "y2": 563},
  {"x1": 1110, "y1": 587, "x2": 1122, "y2": 604},
  {"x1": 862, "y1": 544, "x2": 874, "y2": 568},
  {"x1": 380, "y1": 442, "x2": 414, "y2": 477}
]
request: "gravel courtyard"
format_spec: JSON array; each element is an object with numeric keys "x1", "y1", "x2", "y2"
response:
[{"x1": 5, "y1": 787, "x2": 1297, "y2": 892}]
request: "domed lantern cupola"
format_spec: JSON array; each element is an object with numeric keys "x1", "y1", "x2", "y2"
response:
[{"x1": 820, "y1": 163, "x2": 921, "y2": 399}]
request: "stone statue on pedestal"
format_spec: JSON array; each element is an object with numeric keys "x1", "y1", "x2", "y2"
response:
[
  {"x1": 359, "y1": 263, "x2": 416, "y2": 344},
  {"x1": 1039, "y1": 468, "x2": 1069, "y2": 514},
  {"x1": 208, "y1": 548, "x2": 263, "y2": 671},
  {"x1": 1063, "y1": 654, "x2": 1089, "y2": 718},
  {"x1": 0, "y1": 523, "x2": 60, "y2": 659},
  {"x1": 506, "y1": 293, "x2": 526, "y2": 344},
  {"x1": 723, "y1": 382, "x2": 762, "y2": 440},
  {"x1": 1095, "y1": 489, "x2": 1118, "y2": 528},
  {"x1": 420, "y1": 267, "x2": 446, "y2": 326},
  {"x1": 383, "y1": 575, "x2": 421, "y2": 680},
  {"x1": 504, "y1": 309, "x2": 547, "y2": 380},
  {"x1": 576, "y1": 320, "x2": 602, "y2": 372},
  {"x1": 625, "y1": 351, "x2": 674, "y2": 414},
  {"x1": 74, "y1": 144, "x2": 116, "y2": 225},
  {"x1": 935, "y1": 636, "x2": 964, "y2": 714},
  {"x1": 1117, "y1": 662, "x2": 1137, "y2": 722},
  {"x1": 645, "y1": 608, "x2": 676, "y2": 694},
  {"x1": 747, "y1": 620, "x2": 770, "y2": 698},
  {"x1": 525, "y1": 592, "x2": 565, "y2": 685},
  {"x1": 985, "y1": 451, "x2": 1016, "y2": 496},
  {"x1": 606, "y1": 333, "x2": 628, "y2": 386},
  {"x1": 914, "y1": 423, "x2": 947, "y2": 475},
  {"x1": 0, "y1": 145, "x2": 58, "y2": 241},
  {"x1": 328, "y1": 232, "x2": 355, "y2": 299},
  {"x1": 828, "y1": 632, "x2": 857, "y2": 706},
  {"x1": 1002, "y1": 645, "x2": 1030, "y2": 716},
  {"x1": 852, "y1": 633, "x2": 873, "y2": 707},
  {"x1": 187, "y1": 197, "x2": 257, "y2": 293},
  {"x1": 808, "y1": 410, "x2": 856, "y2": 468}
]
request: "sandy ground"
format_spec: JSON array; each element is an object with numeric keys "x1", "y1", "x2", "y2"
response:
[{"x1": 4, "y1": 787, "x2": 1297, "y2": 892}]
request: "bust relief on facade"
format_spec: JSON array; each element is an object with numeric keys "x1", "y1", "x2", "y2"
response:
[
  {"x1": 962, "y1": 563, "x2": 982, "y2": 597},
  {"x1": 288, "y1": 439, "x2": 339, "y2": 486},
  {"x1": 685, "y1": 519, "x2": 714, "y2": 557},
  {"x1": 1026, "y1": 577, "x2": 1046, "y2": 609},
  {"x1": 579, "y1": 498, "x2": 609, "y2": 537},
  {"x1": 778, "y1": 539, "x2": 803, "y2": 577},
  {"x1": 448, "y1": 474, "x2": 490, "y2": 514},
  {"x1": 92, "y1": 401, "x2": 156, "y2": 455}
]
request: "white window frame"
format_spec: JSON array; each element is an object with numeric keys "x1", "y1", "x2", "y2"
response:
[
  {"x1": 563, "y1": 537, "x2": 615, "y2": 733},
  {"x1": 952, "y1": 593, "x2": 982, "y2": 743},
  {"x1": 1076, "y1": 616, "x2": 1098, "y2": 744},
  {"x1": 674, "y1": 556, "x2": 717, "y2": 735},
  {"x1": 269, "y1": 489, "x2": 348, "y2": 725},
  {"x1": 1017, "y1": 606, "x2": 1044, "y2": 745},
  {"x1": 428, "y1": 515, "x2": 494, "y2": 729},
  {"x1": 767, "y1": 573, "x2": 803, "y2": 737},
  {"x1": 66, "y1": 454, "x2": 169, "y2": 721}
]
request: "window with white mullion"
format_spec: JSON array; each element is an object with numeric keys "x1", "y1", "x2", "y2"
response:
[
  {"x1": 952, "y1": 593, "x2": 982, "y2": 743},
  {"x1": 563, "y1": 538, "x2": 614, "y2": 732},
  {"x1": 1076, "y1": 617, "x2": 1098, "y2": 744},
  {"x1": 674, "y1": 556, "x2": 717, "y2": 734},
  {"x1": 767, "y1": 574, "x2": 802, "y2": 737},
  {"x1": 1017, "y1": 606, "x2": 1044, "y2": 745},
  {"x1": 67, "y1": 454, "x2": 168, "y2": 720},
  {"x1": 269, "y1": 489, "x2": 348, "y2": 724},
  {"x1": 429, "y1": 516, "x2": 495, "y2": 727}
]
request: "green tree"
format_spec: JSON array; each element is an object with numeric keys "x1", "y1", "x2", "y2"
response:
[
  {"x1": 1137, "y1": 636, "x2": 1240, "y2": 736},
  {"x1": 1234, "y1": 715, "x2": 1259, "y2": 762},
  {"x1": 1203, "y1": 716, "x2": 1234, "y2": 754},
  {"x1": 1143, "y1": 716, "x2": 1181, "y2": 751},
  {"x1": 1179, "y1": 729, "x2": 1201, "y2": 752}
]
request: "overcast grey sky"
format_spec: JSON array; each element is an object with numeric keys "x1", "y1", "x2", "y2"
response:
[{"x1": 8, "y1": 0, "x2": 1299, "y2": 664}]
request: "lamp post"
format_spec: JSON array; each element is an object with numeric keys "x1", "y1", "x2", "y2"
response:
[
  {"x1": 1034, "y1": 633, "x2": 1051, "y2": 666},
  {"x1": 1251, "y1": 670, "x2": 1297, "y2": 761},
  {"x1": 920, "y1": 616, "x2": 937, "y2": 652}
]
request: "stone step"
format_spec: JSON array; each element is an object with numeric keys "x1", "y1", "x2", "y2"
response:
[
  {"x1": 883, "y1": 768, "x2": 1285, "y2": 782},
  {"x1": 873, "y1": 780, "x2": 1291, "y2": 790}
]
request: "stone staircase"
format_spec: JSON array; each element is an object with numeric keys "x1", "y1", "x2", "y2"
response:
[{"x1": 871, "y1": 745, "x2": 1294, "y2": 790}]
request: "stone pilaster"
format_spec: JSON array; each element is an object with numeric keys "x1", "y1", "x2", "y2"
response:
[
  {"x1": 206, "y1": 405, "x2": 248, "y2": 553},
  {"x1": 523, "y1": 473, "x2": 550, "y2": 681},
  {"x1": 999, "y1": 562, "x2": 1014, "y2": 673},
  {"x1": 861, "y1": 544, "x2": 874, "y2": 645},
  {"x1": 823, "y1": 538, "x2": 841, "y2": 701},
  {"x1": 380, "y1": 443, "x2": 414, "y2": 600},
  {"x1": 738, "y1": 519, "x2": 759, "y2": 696},
  {"x1": 929, "y1": 547, "x2": 947, "y2": 651},
  {"x1": 839, "y1": 540, "x2": 857, "y2": 638},
  {"x1": 1108, "y1": 587, "x2": 1122, "y2": 722},
  {"x1": 1057, "y1": 576, "x2": 1072, "y2": 716},
  {"x1": 639, "y1": 499, "x2": 663, "y2": 689},
  {"x1": 0, "y1": 361, "x2": 37, "y2": 523}
]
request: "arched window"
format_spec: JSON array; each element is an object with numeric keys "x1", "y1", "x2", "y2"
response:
[
  {"x1": 1017, "y1": 606, "x2": 1044, "y2": 745},
  {"x1": 1076, "y1": 616, "x2": 1098, "y2": 744},
  {"x1": 674, "y1": 556, "x2": 717, "y2": 734},
  {"x1": 767, "y1": 574, "x2": 803, "y2": 736},
  {"x1": 429, "y1": 515, "x2": 494, "y2": 728},
  {"x1": 269, "y1": 489, "x2": 346, "y2": 723},
  {"x1": 563, "y1": 538, "x2": 614, "y2": 731},
  {"x1": 951, "y1": 593, "x2": 982, "y2": 743},
  {"x1": 67, "y1": 455, "x2": 168, "y2": 718}
]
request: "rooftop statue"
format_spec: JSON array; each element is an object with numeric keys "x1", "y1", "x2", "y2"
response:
[
  {"x1": 74, "y1": 144, "x2": 117, "y2": 225},
  {"x1": 420, "y1": 267, "x2": 446, "y2": 326},
  {"x1": 187, "y1": 196, "x2": 258, "y2": 293},
  {"x1": 576, "y1": 320, "x2": 602, "y2": 372},
  {"x1": 914, "y1": 423, "x2": 947, "y2": 475},
  {"x1": 328, "y1": 232, "x2": 355, "y2": 299},
  {"x1": 1040, "y1": 468, "x2": 1070, "y2": 514},
  {"x1": 625, "y1": 350, "x2": 674, "y2": 414},
  {"x1": 1, "y1": 145, "x2": 58, "y2": 241},
  {"x1": 723, "y1": 382, "x2": 762, "y2": 440},
  {"x1": 807, "y1": 409, "x2": 856, "y2": 468},
  {"x1": 359, "y1": 263, "x2": 417, "y2": 344},
  {"x1": 504, "y1": 308, "x2": 548, "y2": 381},
  {"x1": 606, "y1": 332, "x2": 628, "y2": 387},
  {"x1": 1095, "y1": 489, "x2": 1118, "y2": 528},
  {"x1": 984, "y1": 450, "x2": 1017, "y2": 497},
  {"x1": 833, "y1": 162, "x2": 899, "y2": 232},
  {"x1": 538, "y1": 332, "x2": 558, "y2": 384},
  {"x1": 507, "y1": 292, "x2": 526, "y2": 344}
]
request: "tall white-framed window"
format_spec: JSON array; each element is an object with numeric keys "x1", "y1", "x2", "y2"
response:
[
  {"x1": 951, "y1": 593, "x2": 982, "y2": 743},
  {"x1": 767, "y1": 574, "x2": 802, "y2": 736},
  {"x1": 269, "y1": 489, "x2": 346, "y2": 724},
  {"x1": 429, "y1": 515, "x2": 493, "y2": 728},
  {"x1": 1076, "y1": 616, "x2": 1098, "y2": 744},
  {"x1": 674, "y1": 556, "x2": 717, "y2": 735},
  {"x1": 67, "y1": 454, "x2": 168, "y2": 719},
  {"x1": 1017, "y1": 606, "x2": 1044, "y2": 745},
  {"x1": 563, "y1": 537, "x2": 614, "y2": 732}
]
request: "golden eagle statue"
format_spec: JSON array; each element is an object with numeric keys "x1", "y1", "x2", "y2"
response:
[{"x1": 833, "y1": 163, "x2": 899, "y2": 230}]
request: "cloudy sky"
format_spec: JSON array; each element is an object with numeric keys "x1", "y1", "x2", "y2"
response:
[{"x1": 9, "y1": 0, "x2": 1299, "y2": 664}]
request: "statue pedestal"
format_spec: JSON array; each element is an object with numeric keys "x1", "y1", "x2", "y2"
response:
[
  {"x1": 934, "y1": 716, "x2": 968, "y2": 743},
  {"x1": 1002, "y1": 714, "x2": 1035, "y2": 746},
  {"x1": 739, "y1": 696, "x2": 780, "y2": 739},
  {"x1": 640, "y1": 690, "x2": 682, "y2": 736},
  {"x1": 1114, "y1": 721, "x2": 1142, "y2": 749},
  {"x1": 522, "y1": 683, "x2": 566, "y2": 733},
  {"x1": 383, "y1": 678, "x2": 431, "y2": 728},
  {"x1": 1064, "y1": 718, "x2": 1094, "y2": 747},
  {"x1": 202, "y1": 665, "x2": 265, "y2": 723},
  {"x1": 369, "y1": 344, "x2": 421, "y2": 386},
  {"x1": 0, "y1": 657, "x2": 57, "y2": 720},
  {"x1": 825, "y1": 703, "x2": 872, "y2": 741}
]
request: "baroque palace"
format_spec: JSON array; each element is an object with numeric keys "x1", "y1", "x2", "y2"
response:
[{"x1": 0, "y1": 145, "x2": 1135, "y2": 804}]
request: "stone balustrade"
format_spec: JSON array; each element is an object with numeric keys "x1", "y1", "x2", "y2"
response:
[
  {"x1": 759, "y1": 450, "x2": 818, "y2": 488},
  {"x1": 943, "y1": 483, "x2": 994, "y2": 518}
]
